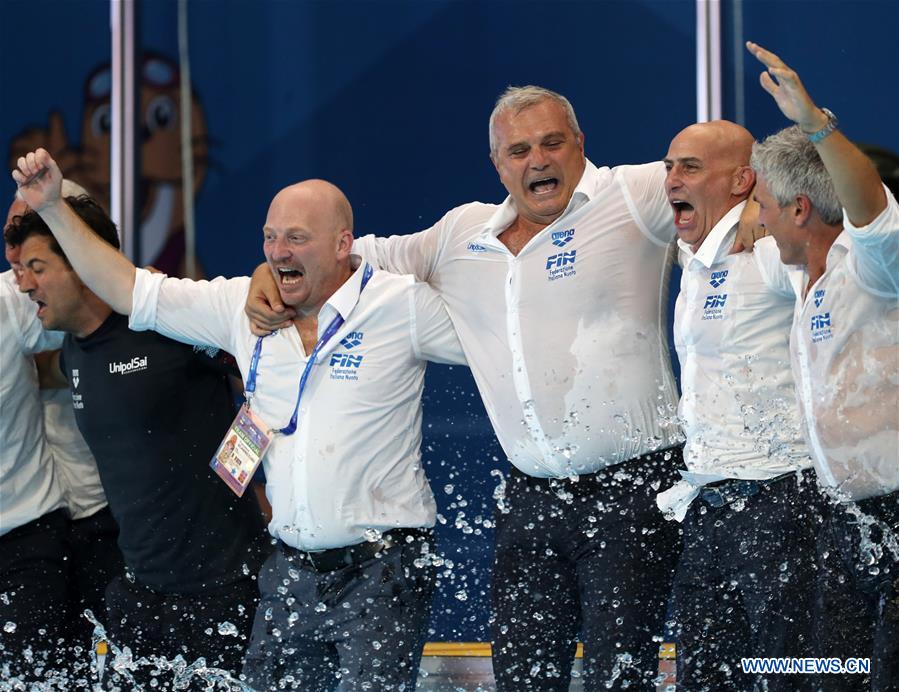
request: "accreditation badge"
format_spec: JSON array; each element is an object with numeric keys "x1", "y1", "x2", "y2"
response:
[{"x1": 210, "y1": 403, "x2": 272, "y2": 496}]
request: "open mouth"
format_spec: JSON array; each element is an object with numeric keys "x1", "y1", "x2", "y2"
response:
[
  {"x1": 34, "y1": 300, "x2": 47, "y2": 318},
  {"x1": 528, "y1": 177, "x2": 559, "y2": 195},
  {"x1": 671, "y1": 200, "x2": 695, "y2": 228},
  {"x1": 277, "y1": 267, "x2": 304, "y2": 286}
]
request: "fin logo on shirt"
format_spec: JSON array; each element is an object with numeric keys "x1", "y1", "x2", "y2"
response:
[
  {"x1": 545, "y1": 250, "x2": 577, "y2": 281},
  {"x1": 551, "y1": 228, "x2": 575, "y2": 247},
  {"x1": 709, "y1": 270, "x2": 729, "y2": 288},
  {"x1": 340, "y1": 332, "x2": 364, "y2": 349},
  {"x1": 702, "y1": 293, "x2": 727, "y2": 320},
  {"x1": 466, "y1": 242, "x2": 487, "y2": 253},
  {"x1": 330, "y1": 352, "x2": 364, "y2": 381},
  {"x1": 811, "y1": 312, "x2": 833, "y2": 342},
  {"x1": 814, "y1": 289, "x2": 825, "y2": 308},
  {"x1": 108, "y1": 355, "x2": 149, "y2": 375}
]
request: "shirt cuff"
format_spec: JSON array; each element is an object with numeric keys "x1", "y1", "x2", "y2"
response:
[{"x1": 129, "y1": 267, "x2": 165, "y2": 331}]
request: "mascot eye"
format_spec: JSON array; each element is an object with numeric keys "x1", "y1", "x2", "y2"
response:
[
  {"x1": 146, "y1": 95, "x2": 176, "y2": 132},
  {"x1": 90, "y1": 104, "x2": 112, "y2": 137}
]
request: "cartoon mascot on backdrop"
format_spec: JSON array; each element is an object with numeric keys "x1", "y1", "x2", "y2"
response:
[{"x1": 8, "y1": 52, "x2": 209, "y2": 278}]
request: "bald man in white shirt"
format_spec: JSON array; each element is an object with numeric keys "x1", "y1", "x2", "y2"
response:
[{"x1": 657, "y1": 119, "x2": 820, "y2": 690}]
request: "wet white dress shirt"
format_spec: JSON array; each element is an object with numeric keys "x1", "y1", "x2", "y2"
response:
[
  {"x1": 354, "y1": 160, "x2": 682, "y2": 478},
  {"x1": 753, "y1": 187, "x2": 899, "y2": 501},
  {"x1": 657, "y1": 205, "x2": 812, "y2": 519},
  {"x1": 130, "y1": 260, "x2": 465, "y2": 549}
]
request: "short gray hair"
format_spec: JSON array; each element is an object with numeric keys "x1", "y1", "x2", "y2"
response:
[
  {"x1": 750, "y1": 125, "x2": 842, "y2": 225},
  {"x1": 488, "y1": 85, "x2": 581, "y2": 155}
]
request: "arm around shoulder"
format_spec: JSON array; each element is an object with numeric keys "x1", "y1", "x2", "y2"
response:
[
  {"x1": 617, "y1": 161, "x2": 675, "y2": 245},
  {"x1": 409, "y1": 282, "x2": 466, "y2": 366},
  {"x1": 352, "y1": 205, "x2": 469, "y2": 282}
]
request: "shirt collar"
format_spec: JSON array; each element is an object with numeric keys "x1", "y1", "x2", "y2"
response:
[
  {"x1": 320, "y1": 254, "x2": 367, "y2": 324},
  {"x1": 480, "y1": 158, "x2": 603, "y2": 239},
  {"x1": 828, "y1": 229, "x2": 851, "y2": 261},
  {"x1": 677, "y1": 201, "x2": 747, "y2": 269}
]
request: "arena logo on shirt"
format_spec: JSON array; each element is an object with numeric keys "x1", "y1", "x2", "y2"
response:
[
  {"x1": 709, "y1": 270, "x2": 728, "y2": 288},
  {"x1": 814, "y1": 289, "x2": 825, "y2": 308},
  {"x1": 551, "y1": 228, "x2": 575, "y2": 247},
  {"x1": 467, "y1": 242, "x2": 487, "y2": 253},
  {"x1": 340, "y1": 332, "x2": 364, "y2": 349},
  {"x1": 545, "y1": 250, "x2": 577, "y2": 281},
  {"x1": 702, "y1": 293, "x2": 727, "y2": 320},
  {"x1": 810, "y1": 312, "x2": 833, "y2": 343},
  {"x1": 329, "y1": 352, "x2": 364, "y2": 381},
  {"x1": 108, "y1": 355, "x2": 149, "y2": 375}
]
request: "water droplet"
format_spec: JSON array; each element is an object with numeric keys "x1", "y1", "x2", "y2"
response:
[{"x1": 217, "y1": 621, "x2": 238, "y2": 636}]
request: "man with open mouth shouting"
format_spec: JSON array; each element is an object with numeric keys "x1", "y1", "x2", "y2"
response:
[
  {"x1": 248, "y1": 85, "x2": 685, "y2": 691},
  {"x1": 658, "y1": 118, "x2": 821, "y2": 690}
]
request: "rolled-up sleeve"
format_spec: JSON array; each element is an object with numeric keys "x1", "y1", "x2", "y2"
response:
[{"x1": 130, "y1": 267, "x2": 250, "y2": 354}]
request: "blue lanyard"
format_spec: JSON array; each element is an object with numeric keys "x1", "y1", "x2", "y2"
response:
[{"x1": 245, "y1": 263, "x2": 373, "y2": 435}]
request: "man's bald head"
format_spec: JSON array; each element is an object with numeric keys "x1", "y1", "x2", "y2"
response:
[
  {"x1": 664, "y1": 120, "x2": 756, "y2": 251},
  {"x1": 263, "y1": 179, "x2": 356, "y2": 315},
  {"x1": 679, "y1": 120, "x2": 754, "y2": 168},
  {"x1": 270, "y1": 179, "x2": 353, "y2": 238}
]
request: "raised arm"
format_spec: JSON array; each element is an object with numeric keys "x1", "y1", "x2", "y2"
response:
[
  {"x1": 12, "y1": 148, "x2": 137, "y2": 314},
  {"x1": 746, "y1": 41, "x2": 886, "y2": 227}
]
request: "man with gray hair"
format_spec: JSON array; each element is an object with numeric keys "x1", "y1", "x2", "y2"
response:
[
  {"x1": 249, "y1": 83, "x2": 684, "y2": 690},
  {"x1": 747, "y1": 42, "x2": 898, "y2": 690}
]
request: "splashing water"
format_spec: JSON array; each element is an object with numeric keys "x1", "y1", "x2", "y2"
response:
[
  {"x1": 78, "y1": 609, "x2": 254, "y2": 690},
  {"x1": 490, "y1": 469, "x2": 510, "y2": 515}
]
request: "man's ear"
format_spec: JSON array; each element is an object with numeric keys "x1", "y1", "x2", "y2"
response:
[
  {"x1": 336, "y1": 228, "x2": 353, "y2": 258},
  {"x1": 732, "y1": 165, "x2": 756, "y2": 197},
  {"x1": 793, "y1": 194, "x2": 814, "y2": 226}
]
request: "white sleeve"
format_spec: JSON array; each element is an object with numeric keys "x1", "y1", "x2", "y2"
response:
[
  {"x1": 845, "y1": 185, "x2": 899, "y2": 297},
  {"x1": 129, "y1": 267, "x2": 250, "y2": 354},
  {"x1": 752, "y1": 237, "x2": 796, "y2": 298},
  {"x1": 408, "y1": 282, "x2": 467, "y2": 366},
  {"x1": 616, "y1": 161, "x2": 676, "y2": 246},
  {"x1": 352, "y1": 206, "x2": 471, "y2": 282}
]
